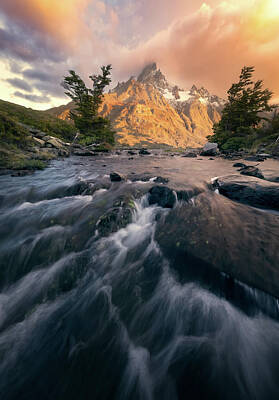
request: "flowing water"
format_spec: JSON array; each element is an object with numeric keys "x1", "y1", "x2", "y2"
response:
[{"x1": 0, "y1": 157, "x2": 279, "y2": 400}]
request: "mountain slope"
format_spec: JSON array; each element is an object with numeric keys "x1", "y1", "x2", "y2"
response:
[
  {"x1": 0, "y1": 99, "x2": 76, "y2": 141},
  {"x1": 48, "y1": 63, "x2": 224, "y2": 147}
]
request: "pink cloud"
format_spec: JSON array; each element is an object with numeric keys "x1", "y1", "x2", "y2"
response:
[{"x1": 1, "y1": 0, "x2": 279, "y2": 105}]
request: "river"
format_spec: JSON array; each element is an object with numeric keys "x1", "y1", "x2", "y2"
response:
[{"x1": 0, "y1": 153, "x2": 279, "y2": 400}]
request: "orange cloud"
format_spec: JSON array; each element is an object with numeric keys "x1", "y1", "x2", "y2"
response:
[
  {"x1": 0, "y1": 0, "x2": 92, "y2": 48},
  {"x1": 1, "y1": 0, "x2": 279, "y2": 107},
  {"x1": 110, "y1": 0, "x2": 279, "y2": 101}
]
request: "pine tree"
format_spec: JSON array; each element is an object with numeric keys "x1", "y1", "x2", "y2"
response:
[
  {"x1": 62, "y1": 65, "x2": 114, "y2": 146},
  {"x1": 211, "y1": 66, "x2": 276, "y2": 150}
]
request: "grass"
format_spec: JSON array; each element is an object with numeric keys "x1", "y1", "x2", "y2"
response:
[
  {"x1": 0, "y1": 104, "x2": 63, "y2": 170},
  {"x1": 12, "y1": 159, "x2": 46, "y2": 170},
  {"x1": 0, "y1": 99, "x2": 76, "y2": 141}
]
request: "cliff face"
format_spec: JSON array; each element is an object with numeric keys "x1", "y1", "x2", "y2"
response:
[{"x1": 48, "y1": 63, "x2": 224, "y2": 147}]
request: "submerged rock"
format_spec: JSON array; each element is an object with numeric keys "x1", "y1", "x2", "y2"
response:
[
  {"x1": 11, "y1": 170, "x2": 35, "y2": 177},
  {"x1": 240, "y1": 165, "x2": 264, "y2": 179},
  {"x1": 233, "y1": 162, "x2": 246, "y2": 168},
  {"x1": 149, "y1": 186, "x2": 176, "y2": 208}
]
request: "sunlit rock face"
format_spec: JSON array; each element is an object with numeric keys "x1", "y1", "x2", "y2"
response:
[{"x1": 49, "y1": 63, "x2": 225, "y2": 147}]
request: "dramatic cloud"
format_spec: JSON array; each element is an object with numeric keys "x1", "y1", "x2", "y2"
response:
[
  {"x1": 6, "y1": 78, "x2": 33, "y2": 92},
  {"x1": 14, "y1": 91, "x2": 50, "y2": 103},
  {"x1": 0, "y1": 0, "x2": 279, "y2": 109},
  {"x1": 109, "y1": 0, "x2": 279, "y2": 100}
]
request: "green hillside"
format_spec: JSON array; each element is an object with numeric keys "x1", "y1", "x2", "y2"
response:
[
  {"x1": 0, "y1": 99, "x2": 76, "y2": 141},
  {"x1": 0, "y1": 99, "x2": 76, "y2": 170}
]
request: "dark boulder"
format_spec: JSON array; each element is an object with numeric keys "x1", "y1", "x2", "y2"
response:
[
  {"x1": 154, "y1": 176, "x2": 169, "y2": 184},
  {"x1": 182, "y1": 152, "x2": 197, "y2": 158},
  {"x1": 245, "y1": 156, "x2": 266, "y2": 162},
  {"x1": 214, "y1": 175, "x2": 279, "y2": 210},
  {"x1": 233, "y1": 162, "x2": 246, "y2": 168},
  {"x1": 200, "y1": 142, "x2": 218, "y2": 156},
  {"x1": 96, "y1": 207, "x2": 133, "y2": 237},
  {"x1": 110, "y1": 172, "x2": 124, "y2": 182},
  {"x1": 149, "y1": 186, "x2": 176, "y2": 208},
  {"x1": 139, "y1": 149, "x2": 151, "y2": 155},
  {"x1": 127, "y1": 150, "x2": 136, "y2": 155},
  {"x1": 155, "y1": 191, "x2": 279, "y2": 299},
  {"x1": 240, "y1": 166, "x2": 264, "y2": 179}
]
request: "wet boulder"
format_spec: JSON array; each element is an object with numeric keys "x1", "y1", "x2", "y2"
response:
[
  {"x1": 245, "y1": 155, "x2": 266, "y2": 162},
  {"x1": 240, "y1": 165, "x2": 264, "y2": 179},
  {"x1": 155, "y1": 191, "x2": 279, "y2": 298},
  {"x1": 96, "y1": 207, "x2": 133, "y2": 237},
  {"x1": 214, "y1": 175, "x2": 279, "y2": 210},
  {"x1": 154, "y1": 176, "x2": 169, "y2": 184},
  {"x1": 233, "y1": 162, "x2": 246, "y2": 168},
  {"x1": 110, "y1": 172, "x2": 124, "y2": 182},
  {"x1": 182, "y1": 152, "x2": 197, "y2": 158},
  {"x1": 149, "y1": 186, "x2": 176, "y2": 208},
  {"x1": 139, "y1": 149, "x2": 151, "y2": 155},
  {"x1": 96, "y1": 197, "x2": 135, "y2": 237},
  {"x1": 200, "y1": 142, "x2": 218, "y2": 156}
]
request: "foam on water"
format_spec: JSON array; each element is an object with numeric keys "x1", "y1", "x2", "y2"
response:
[{"x1": 0, "y1": 162, "x2": 279, "y2": 399}]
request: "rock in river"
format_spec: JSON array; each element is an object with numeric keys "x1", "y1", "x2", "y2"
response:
[
  {"x1": 200, "y1": 142, "x2": 218, "y2": 156},
  {"x1": 214, "y1": 175, "x2": 279, "y2": 210},
  {"x1": 149, "y1": 186, "x2": 176, "y2": 208},
  {"x1": 240, "y1": 165, "x2": 264, "y2": 179},
  {"x1": 155, "y1": 190, "x2": 279, "y2": 298},
  {"x1": 139, "y1": 149, "x2": 151, "y2": 155},
  {"x1": 110, "y1": 172, "x2": 124, "y2": 182}
]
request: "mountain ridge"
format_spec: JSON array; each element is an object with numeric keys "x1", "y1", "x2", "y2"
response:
[{"x1": 47, "y1": 63, "x2": 224, "y2": 147}]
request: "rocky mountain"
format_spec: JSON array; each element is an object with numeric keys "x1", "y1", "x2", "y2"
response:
[{"x1": 48, "y1": 63, "x2": 225, "y2": 147}]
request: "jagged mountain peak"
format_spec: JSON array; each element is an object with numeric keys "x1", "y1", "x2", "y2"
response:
[
  {"x1": 49, "y1": 62, "x2": 224, "y2": 148},
  {"x1": 137, "y1": 62, "x2": 170, "y2": 90},
  {"x1": 133, "y1": 63, "x2": 225, "y2": 109},
  {"x1": 137, "y1": 62, "x2": 158, "y2": 81}
]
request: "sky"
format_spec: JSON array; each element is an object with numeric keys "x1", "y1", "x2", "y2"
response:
[{"x1": 0, "y1": 0, "x2": 279, "y2": 110}]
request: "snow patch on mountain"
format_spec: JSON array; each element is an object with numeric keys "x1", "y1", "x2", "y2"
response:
[{"x1": 133, "y1": 62, "x2": 226, "y2": 110}]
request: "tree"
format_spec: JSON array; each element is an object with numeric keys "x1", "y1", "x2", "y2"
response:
[
  {"x1": 62, "y1": 65, "x2": 115, "y2": 146},
  {"x1": 210, "y1": 66, "x2": 276, "y2": 150}
]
